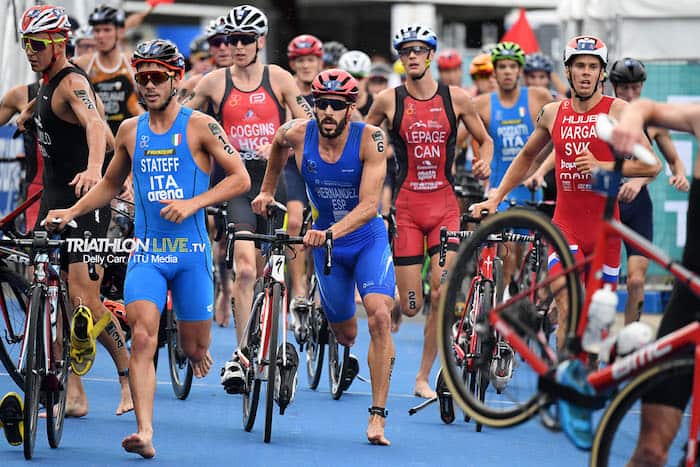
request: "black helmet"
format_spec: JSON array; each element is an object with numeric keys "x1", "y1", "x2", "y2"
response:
[
  {"x1": 609, "y1": 58, "x2": 647, "y2": 85},
  {"x1": 88, "y1": 4, "x2": 125, "y2": 27},
  {"x1": 132, "y1": 39, "x2": 186, "y2": 78},
  {"x1": 322, "y1": 41, "x2": 347, "y2": 67},
  {"x1": 189, "y1": 35, "x2": 210, "y2": 57}
]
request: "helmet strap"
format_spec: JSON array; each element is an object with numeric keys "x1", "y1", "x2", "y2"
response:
[
  {"x1": 244, "y1": 43, "x2": 260, "y2": 68},
  {"x1": 315, "y1": 108, "x2": 350, "y2": 139},
  {"x1": 411, "y1": 58, "x2": 432, "y2": 81},
  {"x1": 567, "y1": 67, "x2": 603, "y2": 102}
]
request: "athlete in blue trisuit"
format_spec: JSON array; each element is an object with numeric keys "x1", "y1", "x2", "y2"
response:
[
  {"x1": 45, "y1": 39, "x2": 250, "y2": 458},
  {"x1": 252, "y1": 69, "x2": 396, "y2": 445}
]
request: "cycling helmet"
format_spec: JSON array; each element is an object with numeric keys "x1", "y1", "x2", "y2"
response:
[
  {"x1": 437, "y1": 49, "x2": 462, "y2": 71},
  {"x1": 479, "y1": 43, "x2": 497, "y2": 55},
  {"x1": 72, "y1": 25, "x2": 94, "y2": 43},
  {"x1": 338, "y1": 50, "x2": 371, "y2": 78},
  {"x1": 20, "y1": 5, "x2": 72, "y2": 35},
  {"x1": 491, "y1": 42, "x2": 525, "y2": 66},
  {"x1": 564, "y1": 35, "x2": 608, "y2": 66},
  {"x1": 205, "y1": 16, "x2": 230, "y2": 39},
  {"x1": 524, "y1": 53, "x2": 554, "y2": 74},
  {"x1": 392, "y1": 24, "x2": 438, "y2": 51},
  {"x1": 189, "y1": 35, "x2": 210, "y2": 57},
  {"x1": 393, "y1": 58, "x2": 405, "y2": 75},
  {"x1": 469, "y1": 54, "x2": 494, "y2": 76},
  {"x1": 88, "y1": 4, "x2": 125, "y2": 27},
  {"x1": 369, "y1": 63, "x2": 391, "y2": 80},
  {"x1": 609, "y1": 58, "x2": 646, "y2": 84},
  {"x1": 226, "y1": 5, "x2": 268, "y2": 36},
  {"x1": 322, "y1": 41, "x2": 347, "y2": 67},
  {"x1": 287, "y1": 34, "x2": 323, "y2": 60},
  {"x1": 311, "y1": 69, "x2": 359, "y2": 102},
  {"x1": 131, "y1": 39, "x2": 186, "y2": 78}
]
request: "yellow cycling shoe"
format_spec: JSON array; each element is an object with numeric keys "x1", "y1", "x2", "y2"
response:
[
  {"x1": 0, "y1": 392, "x2": 23, "y2": 446},
  {"x1": 70, "y1": 305, "x2": 111, "y2": 376}
]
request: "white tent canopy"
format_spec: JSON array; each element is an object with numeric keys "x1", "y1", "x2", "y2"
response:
[{"x1": 557, "y1": 0, "x2": 700, "y2": 60}]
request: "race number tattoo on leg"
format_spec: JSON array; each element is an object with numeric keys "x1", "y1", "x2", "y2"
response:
[
  {"x1": 407, "y1": 290, "x2": 417, "y2": 311},
  {"x1": 74, "y1": 90, "x2": 95, "y2": 110}
]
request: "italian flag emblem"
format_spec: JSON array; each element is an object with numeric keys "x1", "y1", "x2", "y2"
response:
[{"x1": 172, "y1": 133, "x2": 182, "y2": 146}]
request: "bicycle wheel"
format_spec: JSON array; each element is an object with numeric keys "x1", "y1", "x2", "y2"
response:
[
  {"x1": 263, "y1": 282, "x2": 282, "y2": 444},
  {"x1": 470, "y1": 280, "x2": 493, "y2": 432},
  {"x1": 23, "y1": 287, "x2": 44, "y2": 460},
  {"x1": 166, "y1": 306, "x2": 193, "y2": 400},
  {"x1": 0, "y1": 268, "x2": 30, "y2": 390},
  {"x1": 329, "y1": 332, "x2": 350, "y2": 400},
  {"x1": 243, "y1": 290, "x2": 264, "y2": 432},
  {"x1": 46, "y1": 291, "x2": 70, "y2": 448},
  {"x1": 591, "y1": 358, "x2": 694, "y2": 467},
  {"x1": 438, "y1": 209, "x2": 582, "y2": 429},
  {"x1": 306, "y1": 278, "x2": 326, "y2": 390}
]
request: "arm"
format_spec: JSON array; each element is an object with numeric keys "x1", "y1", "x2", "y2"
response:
[
  {"x1": 525, "y1": 149, "x2": 555, "y2": 189},
  {"x1": 45, "y1": 119, "x2": 134, "y2": 229},
  {"x1": 62, "y1": 74, "x2": 111, "y2": 196},
  {"x1": 0, "y1": 85, "x2": 26, "y2": 125},
  {"x1": 550, "y1": 73, "x2": 569, "y2": 97},
  {"x1": 364, "y1": 88, "x2": 391, "y2": 126},
  {"x1": 274, "y1": 66, "x2": 314, "y2": 120},
  {"x1": 452, "y1": 86, "x2": 493, "y2": 179},
  {"x1": 183, "y1": 72, "x2": 215, "y2": 111},
  {"x1": 652, "y1": 127, "x2": 690, "y2": 191},
  {"x1": 309, "y1": 126, "x2": 387, "y2": 243},
  {"x1": 124, "y1": 5, "x2": 155, "y2": 31}
]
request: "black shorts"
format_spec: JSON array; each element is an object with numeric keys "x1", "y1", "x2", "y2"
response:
[
  {"x1": 283, "y1": 157, "x2": 307, "y2": 205},
  {"x1": 642, "y1": 178, "x2": 700, "y2": 411},
  {"x1": 228, "y1": 160, "x2": 286, "y2": 246},
  {"x1": 619, "y1": 185, "x2": 653, "y2": 258},
  {"x1": 35, "y1": 190, "x2": 111, "y2": 266}
]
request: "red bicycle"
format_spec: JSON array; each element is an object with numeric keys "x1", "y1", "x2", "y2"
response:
[{"x1": 438, "y1": 115, "x2": 700, "y2": 466}]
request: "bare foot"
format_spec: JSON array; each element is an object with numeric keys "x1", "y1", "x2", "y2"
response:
[
  {"x1": 366, "y1": 415, "x2": 390, "y2": 446},
  {"x1": 65, "y1": 398, "x2": 88, "y2": 418},
  {"x1": 191, "y1": 351, "x2": 213, "y2": 378},
  {"x1": 215, "y1": 294, "x2": 231, "y2": 327},
  {"x1": 413, "y1": 379, "x2": 437, "y2": 399},
  {"x1": 116, "y1": 381, "x2": 134, "y2": 416},
  {"x1": 122, "y1": 432, "x2": 156, "y2": 458},
  {"x1": 390, "y1": 303, "x2": 402, "y2": 334}
]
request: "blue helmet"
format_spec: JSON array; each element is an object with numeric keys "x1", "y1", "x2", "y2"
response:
[
  {"x1": 524, "y1": 53, "x2": 554, "y2": 74},
  {"x1": 392, "y1": 24, "x2": 438, "y2": 51}
]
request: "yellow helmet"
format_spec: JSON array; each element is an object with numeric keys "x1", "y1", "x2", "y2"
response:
[
  {"x1": 469, "y1": 54, "x2": 494, "y2": 77},
  {"x1": 393, "y1": 58, "x2": 405, "y2": 75}
]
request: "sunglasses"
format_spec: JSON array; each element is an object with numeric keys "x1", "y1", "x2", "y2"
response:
[
  {"x1": 369, "y1": 76, "x2": 388, "y2": 84},
  {"x1": 21, "y1": 35, "x2": 66, "y2": 53},
  {"x1": 315, "y1": 98, "x2": 350, "y2": 111},
  {"x1": 134, "y1": 70, "x2": 175, "y2": 86},
  {"x1": 397, "y1": 45, "x2": 431, "y2": 57},
  {"x1": 229, "y1": 34, "x2": 258, "y2": 46}
]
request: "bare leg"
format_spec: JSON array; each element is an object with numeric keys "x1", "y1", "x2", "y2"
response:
[
  {"x1": 231, "y1": 238, "x2": 256, "y2": 345},
  {"x1": 286, "y1": 200, "x2": 307, "y2": 299},
  {"x1": 364, "y1": 293, "x2": 395, "y2": 446},
  {"x1": 121, "y1": 300, "x2": 160, "y2": 459},
  {"x1": 629, "y1": 403, "x2": 683, "y2": 467},
  {"x1": 178, "y1": 320, "x2": 213, "y2": 378},
  {"x1": 68, "y1": 263, "x2": 132, "y2": 416},
  {"x1": 625, "y1": 256, "x2": 648, "y2": 325}
]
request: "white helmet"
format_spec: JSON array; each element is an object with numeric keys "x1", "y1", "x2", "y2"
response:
[
  {"x1": 72, "y1": 25, "x2": 93, "y2": 43},
  {"x1": 563, "y1": 35, "x2": 608, "y2": 66},
  {"x1": 226, "y1": 5, "x2": 268, "y2": 36},
  {"x1": 338, "y1": 50, "x2": 371, "y2": 79},
  {"x1": 392, "y1": 24, "x2": 438, "y2": 51},
  {"x1": 205, "y1": 16, "x2": 230, "y2": 39},
  {"x1": 20, "y1": 5, "x2": 72, "y2": 35}
]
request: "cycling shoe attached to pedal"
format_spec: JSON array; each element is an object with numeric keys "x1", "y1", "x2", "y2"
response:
[
  {"x1": 339, "y1": 354, "x2": 359, "y2": 392},
  {"x1": 436, "y1": 369, "x2": 455, "y2": 424},
  {"x1": 221, "y1": 351, "x2": 247, "y2": 395},
  {"x1": 275, "y1": 343, "x2": 299, "y2": 413}
]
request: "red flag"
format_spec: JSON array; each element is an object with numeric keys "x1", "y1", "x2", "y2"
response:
[
  {"x1": 500, "y1": 8, "x2": 540, "y2": 54},
  {"x1": 147, "y1": 0, "x2": 174, "y2": 7}
]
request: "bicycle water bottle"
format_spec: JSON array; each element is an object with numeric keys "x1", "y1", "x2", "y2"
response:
[
  {"x1": 581, "y1": 284, "x2": 618, "y2": 353},
  {"x1": 48, "y1": 285, "x2": 59, "y2": 343},
  {"x1": 599, "y1": 321, "x2": 653, "y2": 364}
]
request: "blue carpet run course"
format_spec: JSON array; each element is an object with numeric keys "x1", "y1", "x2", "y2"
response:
[{"x1": 1, "y1": 319, "x2": 589, "y2": 466}]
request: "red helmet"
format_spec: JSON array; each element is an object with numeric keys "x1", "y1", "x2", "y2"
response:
[
  {"x1": 287, "y1": 34, "x2": 323, "y2": 60},
  {"x1": 437, "y1": 49, "x2": 462, "y2": 71},
  {"x1": 311, "y1": 69, "x2": 359, "y2": 102}
]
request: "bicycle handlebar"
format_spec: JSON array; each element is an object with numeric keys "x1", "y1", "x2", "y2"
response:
[
  {"x1": 439, "y1": 226, "x2": 535, "y2": 267},
  {"x1": 206, "y1": 202, "x2": 228, "y2": 242}
]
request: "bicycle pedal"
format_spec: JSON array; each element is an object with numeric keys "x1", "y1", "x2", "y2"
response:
[
  {"x1": 339, "y1": 354, "x2": 359, "y2": 392},
  {"x1": 436, "y1": 370, "x2": 455, "y2": 424},
  {"x1": 275, "y1": 343, "x2": 299, "y2": 409}
]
